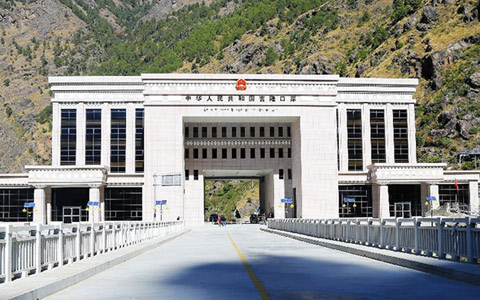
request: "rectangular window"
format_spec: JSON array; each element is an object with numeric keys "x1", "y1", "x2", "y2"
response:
[
  {"x1": 270, "y1": 148, "x2": 275, "y2": 158},
  {"x1": 222, "y1": 127, "x2": 227, "y2": 137},
  {"x1": 161, "y1": 174, "x2": 181, "y2": 186},
  {"x1": 250, "y1": 127, "x2": 255, "y2": 137},
  {"x1": 439, "y1": 184, "x2": 469, "y2": 210},
  {"x1": 185, "y1": 169, "x2": 189, "y2": 180},
  {"x1": 193, "y1": 127, "x2": 199, "y2": 138},
  {"x1": 193, "y1": 148, "x2": 199, "y2": 159},
  {"x1": 279, "y1": 169, "x2": 284, "y2": 180},
  {"x1": 260, "y1": 148, "x2": 265, "y2": 158},
  {"x1": 135, "y1": 109, "x2": 144, "y2": 172},
  {"x1": 339, "y1": 185, "x2": 372, "y2": 218},
  {"x1": 370, "y1": 109, "x2": 386, "y2": 163},
  {"x1": 202, "y1": 127, "x2": 207, "y2": 138},
  {"x1": 185, "y1": 148, "x2": 189, "y2": 159},
  {"x1": 222, "y1": 148, "x2": 227, "y2": 159},
  {"x1": 105, "y1": 188, "x2": 142, "y2": 221},
  {"x1": 194, "y1": 170, "x2": 199, "y2": 180},
  {"x1": 240, "y1": 126, "x2": 246, "y2": 137},
  {"x1": 288, "y1": 148, "x2": 291, "y2": 158},
  {"x1": 0, "y1": 188, "x2": 34, "y2": 222},
  {"x1": 278, "y1": 148, "x2": 284, "y2": 158},
  {"x1": 202, "y1": 148, "x2": 207, "y2": 159},
  {"x1": 232, "y1": 148, "x2": 237, "y2": 159},
  {"x1": 185, "y1": 127, "x2": 189, "y2": 138},
  {"x1": 110, "y1": 109, "x2": 126, "y2": 173},
  {"x1": 212, "y1": 148, "x2": 217, "y2": 159},
  {"x1": 270, "y1": 126, "x2": 275, "y2": 137},
  {"x1": 85, "y1": 109, "x2": 101, "y2": 165},
  {"x1": 347, "y1": 109, "x2": 363, "y2": 171},
  {"x1": 232, "y1": 127, "x2": 237, "y2": 137},
  {"x1": 393, "y1": 109, "x2": 409, "y2": 163},
  {"x1": 241, "y1": 148, "x2": 246, "y2": 159},
  {"x1": 278, "y1": 127, "x2": 284, "y2": 137},
  {"x1": 212, "y1": 127, "x2": 217, "y2": 138},
  {"x1": 260, "y1": 127, "x2": 265, "y2": 137},
  {"x1": 61, "y1": 109, "x2": 76, "y2": 165},
  {"x1": 287, "y1": 126, "x2": 291, "y2": 137},
  {"x1": 288, "y1": 169, "x2": 292, "y2": 180},
  {"x1": 250, "y1": 148, "x2": 255, "y2": 159}
]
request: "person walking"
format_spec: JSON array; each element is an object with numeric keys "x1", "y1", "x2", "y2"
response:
[{"x1": 217, "y1": 215, "x2": 221, "y2": 226}]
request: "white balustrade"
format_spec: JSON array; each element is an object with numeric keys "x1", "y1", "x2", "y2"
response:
[
  {"x1": 0, "y1": 221, "x2": 184, "y2": 283},
  {"x1": 268, "y1": 217, "x2": 480, "y2": 264}
]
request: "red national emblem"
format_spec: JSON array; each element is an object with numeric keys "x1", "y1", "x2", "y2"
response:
[{"x1": 236, "y1": 79, "x2": 247, "y2": 91}]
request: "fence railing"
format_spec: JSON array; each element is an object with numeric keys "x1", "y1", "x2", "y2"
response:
[
  {"x1": 0, "y1": 221, "x2": 184, "y2": 283},
  {"x1": 268, "y1": 218, "x2": 480, "y2": 264}
]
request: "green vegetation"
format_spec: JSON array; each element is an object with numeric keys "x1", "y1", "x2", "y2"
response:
[{"x1": 36, "y1": 104, "x2": 52, "y2": 125}]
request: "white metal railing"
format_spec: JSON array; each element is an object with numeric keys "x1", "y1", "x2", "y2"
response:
[
  {"x1": 268, "y1": 218, "x2": 480, "y2": 264},
  {"x1": 0, "y1": 221, "x2": 184, "y2": 283}
]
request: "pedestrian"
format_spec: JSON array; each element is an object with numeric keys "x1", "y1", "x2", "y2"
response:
[{"x1": 217, "y1": 215, "x2": 221, "y2": 226}]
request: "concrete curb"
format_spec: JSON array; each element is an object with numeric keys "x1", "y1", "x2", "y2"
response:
[
  {"x1": 2, "y1": 229, "x2": 191, "y2": 300},
  {"x1": 261, "y1": 228, "x2": 480, "y2": 287}
]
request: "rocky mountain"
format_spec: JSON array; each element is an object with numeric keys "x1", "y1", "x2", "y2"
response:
[{"x1": 0, "y1": 0, "x2": 479, "y2": 172}]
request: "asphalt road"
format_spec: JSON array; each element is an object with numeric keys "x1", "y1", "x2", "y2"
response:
[{"x1": 45, "y1": 224, "x2": 480, "y2": 300}]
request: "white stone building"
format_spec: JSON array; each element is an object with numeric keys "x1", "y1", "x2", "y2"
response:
[{"x1": 0, "y1": 74, "x2": 478, "y2": 226}]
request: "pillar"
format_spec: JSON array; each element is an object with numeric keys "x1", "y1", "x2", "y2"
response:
[
  {"x1": 373, "y1": 182, "x2": 390, "y2": 218},
  {"x1": 407, "y1": 104, "x2": 417, "y2": 163},
  {"x1": 101, "y1": 103, "x2": 111, "y2": 167},
  {"x1": 88, "y1": 185, "x2": 101, "y2": 222},
  {"x1": 469, "y1": 181, "x2": 479, "y2": 215},
  {"x1": 385, "y1": 104, "x2": 395, "y2": 164},
  {"x1": 362, "y1": 104, "x2": 372, "y2": 168},
  {"x1": 76, "y1": 103, "x2": 85, "y2": 166},
  {"x1": 338, "y1": 104, "x2": 348, "y2": 172},
  {"x1": 421, "y1": 182, "x2": 440, "y2": 216},
  {"x1": 33, "y1": 186, "x2": 47, "y2": 224},
  {"x1": 273, "y1": 171, "x2": 286, "y2": 219},
  {"x1": 51, "y1": 103, "x2": 61, "y2": 166},
  {"x1": 126, "y1": 103, "x2": 135, "y2": 174}
]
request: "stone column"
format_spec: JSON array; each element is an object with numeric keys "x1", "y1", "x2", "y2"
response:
[
  {"x1": 273, "y1": 171, "x2": 286, "y2": 219},
  {"x1": 373, "y1": 182, "x2": 390, "y2": 218},
  {"x1": 101, "y1": 103, "x2": 111, "y2": 167},
  {"x1": 362, "y1": 104, "x2": 372, "y2": 169},
  {"x1": 126, "y1": 103, "x2": 135, "y2": 174},
  {"x1": 76, "y1": 103, "x2": 85, "y2": 166},
  {"x1": 88, "y1": 185, "x2": 101, "y2": 222},
  {"x1": 33, "y1": 186, "x2": 47, "y2": 225},
  {"x1": 51, "y1": 103, "x2": 61, "y2": 166},
  {"x1": 46, "y1": 188, "x2": 52, "y2": 224},
  {"x1": 338, "y1": 104, "x2": 348, "y2": 172},
  {"x1": 469, "y1": 181, "x2": 479, "y2": 215},
  {"x1": 385, "y1": 104, "x2": 395, "y2": 164},
  {"x1": 407, "y1": 104, "x2": 417, "y2": 163},
  {"x1": 421, "y1": 182, "x2": 440, "y2": 215}
]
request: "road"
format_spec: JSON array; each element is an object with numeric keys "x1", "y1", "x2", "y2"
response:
[{"x1": 45, "y1": 224, "x2": 480, "y2": 300}]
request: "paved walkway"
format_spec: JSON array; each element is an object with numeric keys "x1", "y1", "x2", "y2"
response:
[{"x1": 45, "y1": 225, "x2": 480, "y2": 300}]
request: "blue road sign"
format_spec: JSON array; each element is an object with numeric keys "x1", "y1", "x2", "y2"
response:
[
  {"x1": 156, "y1": 200, "x2": 167, "y2": 205},
  {"x1": 87, "y1": 201, "x2": 100, "y2": 206},
  {"x1": 24, "y1": 202, "x2": 35, "y2": 208},
  {"x1": 343, "y1": 198, "x2": 355, "y2": 203},
  {"x1": 281, "y1": 198, "x2": 293, "y2": 203},
  {"x1": 426, "y1": 196, "x2": 437, "y2": 201}
]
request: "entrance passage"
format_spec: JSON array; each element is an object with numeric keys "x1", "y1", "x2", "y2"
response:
[
  {"x1": 52, "y1": 188, "x2": 89, "y2": 222},
  {"x1": 388, "y1": 185, "x2": 421, "y2": 217},
  {"x1": 204, "y1": 179, "x2": 261, "y2": 224}
]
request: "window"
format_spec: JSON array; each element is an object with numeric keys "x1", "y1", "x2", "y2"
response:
[
  {"x1": 241, "y1": 148, "x2": 246, "y2": 159},
  {"x1": 260, "y1": 127, "x2": 265, "y2": 137},
  {"x1": 232, "y1": 127, "x2": 237, "y2": 137},
  {"x1": 135, "y1": 109, "x2": 144, "y2": 172},
  {"x1": 279, "y1": 169, "x2": 284, "y2": 180},
  {"x1": 161, "y1": 174, "x2": 181, "y2": 186},
  {"x1": 212, "y1": 148, "x2": 217, "y2": 159},
  {"x1": 232, "y1": 148, "x2": 237, "y2": 159},
  {"x1": 222, "y1": 148, "x2": 227, "y2": 159},
  {"x1": 185, "y1": 170, "x2": 189, "y2": 180},
  {"x1": 288, "y1": 169, "x2": 292, "y2": 180},
  {"x1": 287, "y1": 126, "x2": 291, "y2": 137},
  {"x1": 270, "y1": 126, "x2": 275, "y2": 137},
  {"x1": 240, "y1": 126, "x2": 246, "y2": 137},
  {"x1": 278, "y1": 127, "x2": 284, "y2": 137},
  {"x1": 105, "y1": 188, "x2": 142, "y2": 221},
  {"x1": 250, "y1": 148, "x2": 255, "y2": 159},
  {"x1": 288, "y1": 148, "x2": 291, "y2": 158},
  {"x1": 194, "y1": 170, "x2": 199, "y2": 180},
  {"x1": 260, "y1": 148, "x2": 265, "y2": 158},
  {"x1": 85, "y1": 109, "x2": 101, "y2": 165},
  {"x1": 184, "y1": 148, "x2": 189, "y2": 159},
  {"x1": 202, "y1": 127, "x2": 207, "y2": 138},
  {"x1": 270, "y1": 148, "x2": 275, "y2": 158},
  {"x1": 222, "y1": 127, "x2": 227, "y2": 137},
  {"x1": 347, "y1": 109, "x2": 363, "y2": 171},
  {"x1": 193, "y1": 127, "x2": 199, "y2": 138},
  {"x1": 193, "y1": 149, "x2": 199, "y2": 159},
  {"x1": 439, "y1": 184, "x2": 469, "y2": 209},
  {"x1": 278, "y1": 148, "x2": 284, "y2": 158},
  {"x1": 339, "y1": 185, "x2": 372, "y2": 218},
  {"x1": 202, "y1": 148, "x2": 207, "y2": 159},
  {"x1": 111, "y1": 109, "x2": 126, "y2": 173},
  {"x1": 370, "y1": 110, "x2": 386, "y2": 163},
  {"x1": 61, "y1": 109, "x2": 76, "y2": 165},
  {"x1": 185, "y1": 127, "x2": 189, "y2": 138},
  {"x1": 0, "y1": 189, "x2": 34, "y2": 222},
  {"x1": 393, "y1": 110, "x2": 409, "y2": 163},
  {"x1": 212, "y1": 127, "x2": 217, "y2": 138},
  {"x1": 250, "y1": 127, "x2": 255, "y2": 137}
]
